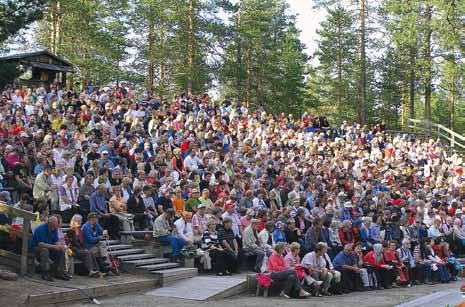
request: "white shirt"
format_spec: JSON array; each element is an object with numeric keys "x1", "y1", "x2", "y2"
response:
[
  {"x1": 174, "y1": 218, "x2": 194, "y2": 242},
  {"x1": 184, "y1": 155, "x2": 201, "y2": 171},
  {"x1": 301, "y1": 252, "x2": 326, "y2": 270}
]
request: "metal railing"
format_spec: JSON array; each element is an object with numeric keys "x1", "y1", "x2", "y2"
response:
[{"x1": 406, "y1": 118, "x2": 465, "y2": 150}]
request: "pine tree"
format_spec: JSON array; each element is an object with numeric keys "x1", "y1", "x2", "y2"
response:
[
  {"x1": 0, "y1": 0, "x2": 48, "y2": 45},
  {"x1": 307, "y1": 5, "x2": 359, "y2": 122}
]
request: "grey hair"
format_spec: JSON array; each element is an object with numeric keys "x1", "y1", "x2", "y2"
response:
[{"x1": 48, "y1": 216, "x2": 58, "y2": 224}]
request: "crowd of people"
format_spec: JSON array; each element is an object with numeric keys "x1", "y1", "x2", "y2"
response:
[{"x1": 0, "y1": 81, "x2": 465, "y2": 297}]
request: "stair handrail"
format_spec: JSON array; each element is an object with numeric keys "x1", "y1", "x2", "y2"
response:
[{"x1": 407, "y1": 118, "x2": 465, "y2": 150}]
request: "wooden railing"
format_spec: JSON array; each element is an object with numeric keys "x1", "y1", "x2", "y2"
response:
[
  {"x1": 0, "y1": 202, "x2": 34, "y2": 275},
  {"x1": 406, "y1": 118, "x2": 465, "y2": 150}
]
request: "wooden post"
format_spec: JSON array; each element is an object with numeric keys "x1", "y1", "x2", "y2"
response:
[{"x1": 20, "y1": 219, "x2": 30, "y2": 276}]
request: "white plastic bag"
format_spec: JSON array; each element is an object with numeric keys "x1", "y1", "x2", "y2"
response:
[{"x1": 260, "y1": 253, "x2": 268, "y2": 273}]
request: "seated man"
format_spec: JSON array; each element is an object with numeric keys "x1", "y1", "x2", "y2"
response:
[
  {"x1": 218, "y1": 217, "x2": 240, "y2": 274},
  {"x1": 153, "y1": 208, "x2": 187, "y2": 260},
  {"x1": 191, "y1": 204, "x2": 209, "y2": 236},
  {"x1": 301, "y1": 242, "x2": 339, "y2": 295},
  {"x1": 332, "y1": 243, "x2": 363, "y2": 293},
  {"x1": 242, "y1": 219, "x2": 266, "y2": 272},
  {"x1": 81, "y1": 213, "x2": 112, "y2": 274},
  {"x1": 90, "y1": 184, "x2": 120, "y2": 239},
  {"x1": 30, "y1": 216, "x2": 71, "y2": 281}
]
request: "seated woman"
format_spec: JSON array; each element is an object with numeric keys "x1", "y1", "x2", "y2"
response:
[
  {"x1": 268, "y1": 242, "x2": 310, "y2": 299},
  {"x1": 384, "y1": 240, "x2": 410, "y2": 287},
  {"x1": 438, "y1": 241, "x2": 459, "y2": 281},
  {"x1": 422, "y1": 238, "x2": 450, "y2": 283},
  {"x1": 452, "y1": 218, "x2": 465, "y2": 255},
  {"x1": 285, "y1": 241, "x2": 322, "y2": 291},
  {"x1": 272, "y1": 221, "x2": 287, "y2": 244},
  {"x1": 127, "y1": 186, "x2": 149, "y2": 230},
  {"x1": 59, "y1": 175, "x2": 80, "y2": 223},
  {"x1": 201, "y1": 219, "x2": 227, "y2": 275},
  {"x1": 338, "y1": 220, "x2": 355, "y2": 246},
  {"x1": 363, "y1": 243, "x2": 397, "y2": 289},
  {"x1": 413, "y1": 246, "x2": 433, "y2": 284},
  {"x1": 66, "y1": 214, "x2": 100, "y2": 277},
  {"x1": 109, "y1": 185, "x2": 134, "y2": 232}
]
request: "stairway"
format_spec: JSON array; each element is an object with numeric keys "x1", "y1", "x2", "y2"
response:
[{"x1": 61, "y1": 226, "x2": 198, "y2": 286}]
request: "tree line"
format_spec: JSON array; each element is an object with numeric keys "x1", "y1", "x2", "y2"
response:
[{"x1": 1, "y1": 0, "x2": 465, "y2": 131}]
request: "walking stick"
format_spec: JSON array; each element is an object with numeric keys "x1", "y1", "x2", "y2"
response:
[{"x1": 106, "y1": 237, "x2": 120, "y2": 275}]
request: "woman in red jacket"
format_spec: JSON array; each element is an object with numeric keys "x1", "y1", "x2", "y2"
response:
[
  {"x1": 267, "y1": 242, "x2": 310, "y2": 298},
  {"x1": 338, "y1": 220, "x2": 356, "y2": 245},
  {"x1": 384, "y1": 240, "x2": 409, "y2": 286},
  {"x1": 364, "y1": 243, "x2": 396, "y2": 289}
]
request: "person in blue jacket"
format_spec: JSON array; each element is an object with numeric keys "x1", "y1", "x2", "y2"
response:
[
  {"x1": 30, "y1": 216, "x2": 71, "y2": 281},
  {"x1": 82, "y1": 212, "x2": 112, "y2": 272}
]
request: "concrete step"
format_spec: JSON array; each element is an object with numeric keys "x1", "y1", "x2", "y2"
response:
[
  {"x1": 126, "y1": 258, "x2": 170, "y2": 266},
  {"x1": 107, "y1": 244, "x2": 134, "y2": 251},
  {"x1": 107, "y1": 240, "x2": 121, "y2": 245},
  {"x1": 139, "y1": 262, "x2": 180, "y2": 271},
  {"x1": 118, "y1": 254, "x2": 154, "y2": 261},
  {"x1": 152, "y1": 268, "x2": 198, "y2": 285},
  {"x1": 110, "y1": 249, "x2": 145, "y2": 257}
]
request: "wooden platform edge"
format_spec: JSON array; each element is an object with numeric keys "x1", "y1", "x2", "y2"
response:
[
  {"x1": 25, "y1": 278, "x2": 162, "y2": 306},
  {"x1": 207, "y1": 279, "x2": 248, "y2": 300}
]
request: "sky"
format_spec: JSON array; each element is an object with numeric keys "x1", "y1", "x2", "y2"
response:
[{"x1": 287, "y1": 0, "x2": 324, "y2": 56}]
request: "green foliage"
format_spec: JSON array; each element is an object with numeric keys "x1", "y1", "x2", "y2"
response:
[
  {"x1": 36, "y1": 0, "x2": 129, "y2": 85},
  {"x1": 1, "y1": 0, "x2": 463, "y2": 126},
  {"x1": 306, "y1": 5, "x2": 358, "y2": 122},
  {"x1": 0, "y1": 0, "x2": 48, "y2": 44},
  {"x1": 0, "y1": 62, "x2": 20, "y2": 88},
  {"x1": 220, "y1": 0, "x2": 308, "y2": 114}
]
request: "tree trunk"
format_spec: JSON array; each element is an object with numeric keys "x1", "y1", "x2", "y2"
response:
[
  {"x1": 235, "y1": 0, "x2": 242, "y2": 101},
  {"x1": 187, "y1": 0, "x2": 195, "y2": 96},
  {"x1": 423, "y1": 1, "x2": 432, "y2": 130},
  {"x1": 147, "y1": 10, "x2": 155, "y2": 92},
  {"x1": 359, "y1": 0, "x2": 367, "y2": 125},
  {"x1": 159, "y1": 63, "x2": 165, "y2": 100},
  {"x1": 409, "y1": 45, "x2": 415, "y2": 119},
  {"x1": 450, "y1": 64, "x2": 456, "y2": 131},
  {"x1": 49, "y1": 2, "x2": 57, "y2": 53},
  {"x1": 337, "y1": 17, "x2": 343, "y2": 115},
  {"x1": 245, "y1": 48, "x2": 251, "y2": 105}
]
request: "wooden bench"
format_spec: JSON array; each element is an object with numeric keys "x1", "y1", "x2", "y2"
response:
[{"x1": 247, "y1": 273, "x2": 287, "y2": 297}]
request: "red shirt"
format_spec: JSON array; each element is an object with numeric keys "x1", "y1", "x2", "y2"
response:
[
  {"x1": 338, "y1": 229, "x2": 355, "y2": 245},
  {"x1": 364, "y1": 251, "x2": 387, "y2": 268},
  {"x1": 268, "y1": 251, "x2": 286, "y2": 272},
  {"x1": 384, "y1": 249, "x2": 401, "y2": 266}
]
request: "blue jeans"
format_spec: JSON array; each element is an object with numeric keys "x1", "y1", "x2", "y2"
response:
[{"x1": 157, "y1": 236, "x2": 187, "y2": 256}]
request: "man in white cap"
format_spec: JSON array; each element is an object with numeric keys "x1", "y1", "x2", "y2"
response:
[{"x1": 339, "y1": 201, "x2": 354, "y2": 221}]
